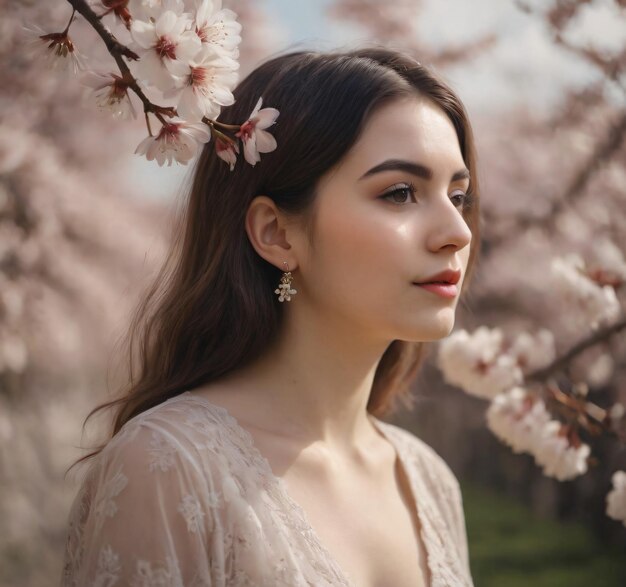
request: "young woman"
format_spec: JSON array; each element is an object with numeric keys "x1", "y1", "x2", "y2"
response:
[{"x1": 62, "y1": 46, "x2": 480, "y2": 587}]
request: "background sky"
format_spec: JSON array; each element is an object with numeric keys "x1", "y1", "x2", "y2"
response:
[{"x1": 131, "y1": 0, "x2": 626, "y2": 200}]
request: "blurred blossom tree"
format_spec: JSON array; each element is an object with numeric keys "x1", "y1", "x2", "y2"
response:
[
  {"x1": 2, "y1": 0, "x2": 626, "y2": 584},
  {"x1": 0, "y1": 0, "x2": 283, "y2": 585},
  {"x1": 328, "y1": 0, "x2": 626, "y2": 547}
]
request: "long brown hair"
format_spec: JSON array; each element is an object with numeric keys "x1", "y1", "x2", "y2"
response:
[{"x1": 69, "y1": 44, "x2": 481, "y2": 472}]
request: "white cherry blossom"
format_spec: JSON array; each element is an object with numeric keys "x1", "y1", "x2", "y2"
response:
[
  {"x1": 507, "y1": 329, "x2": 555, "y2": 372},
  {"x1": 486, "y1": 387, "x2": 551, "y2": 455},
  {"x1": 194, "y1": 0, "x2": 242, "y2": 58},
  {"x1": 551, "y1": 254, "x2": 621, "y2": 330},
  {"x1": 23, "y1": 24, "x2": 86, "y2": 75},
  {"x1": 134, "y1": 118, "x2": 211, "y2": 166},
  {"x1": 486, "y1": 387, "x2": 591, "y2": 481},
  {"x1": 81, "y1": 71, "x2": 137, "y2": 119},
  {"x1": 585, "y1": 236, "x2": 626, "y2": 286},
  {"x1": 437, "y1": 327, "x2": 523, "y2": 399},
  {"x1": 606, "y1": 470, "x2": 626, "y2": 527},
  {"x1": 533, "y1": 421, "x2": 591, "y2": 481},
  {"x1": 235, "y1": 97, "x2": 279, "y2": 166},
  {"x1": 128, "y1": 0, "x2": 185, "y2": 21},
  {"x1": 130, "y1": 10, "x2": 201, "y2": 91},
  {"x1": 165, "y1": 44, "x2": 239, "y2": 121}
]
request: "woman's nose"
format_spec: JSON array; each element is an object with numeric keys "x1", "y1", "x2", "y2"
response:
[{"x1": 426, "y1": 195, "x2": 473, "y2": 253}]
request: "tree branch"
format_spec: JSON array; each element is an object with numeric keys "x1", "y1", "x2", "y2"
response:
[
  {"x1": 65, "y1": 0, "x2": 175, "y2": 123},
  {"x1": 525, "y1": 314, "x2": 626, "y2": 383},
  {"x1": 485, "y1": 108, "x2": 626, "y2": 251}
]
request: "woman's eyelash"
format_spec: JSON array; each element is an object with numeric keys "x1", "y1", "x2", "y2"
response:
[
  {"x1": 380, "y1": 182, "x2": 475, "y2": 208},
  {"x1": 450, "y1": 191, "x2": 475, "y2": 208},
  {"x1": 381, "y1": 182, "x2": 417, "y2": 204}
]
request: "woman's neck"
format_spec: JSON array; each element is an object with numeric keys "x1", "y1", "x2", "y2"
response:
[{"x1": 211, "y1": 307, "x2": 391, "y2": 453}]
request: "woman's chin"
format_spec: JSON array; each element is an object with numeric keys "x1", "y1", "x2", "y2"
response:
[{"x1": 397, "y1": 315, "x2": 456, "y2": 342}]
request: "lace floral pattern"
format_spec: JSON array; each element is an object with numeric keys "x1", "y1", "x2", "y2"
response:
[
  {"x1": 147, "y1": 430, "x2": 178, "y2": 473},
  {"x1": 94, "y1": 545, "x2": 121, "y2": 586},
  {"x1": 93, "y1": 466, "x2": 127, "y2": 523},
  {"x1": 177, "y1": 494, "x2": 206, "y2": 533},
  {"x1": 61, "y1": 391, "x2": 474, "y2": 586}
]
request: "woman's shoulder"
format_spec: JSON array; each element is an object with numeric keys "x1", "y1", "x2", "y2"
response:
[
  {"x1": 92, "y1": 392, "x2": 251, "y2": 484},
  {"x1": 63, "y1": 394, "x2": 252, "y2": 586}
]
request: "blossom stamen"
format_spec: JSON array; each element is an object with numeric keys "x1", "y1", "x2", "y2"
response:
[{"x1": 155, "y1": 37, "x2": 177, "y2": 60}]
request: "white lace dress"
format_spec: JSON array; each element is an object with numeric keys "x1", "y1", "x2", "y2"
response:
[{"x1": 61, "y1": 391, "x2": 474, "y2": 587}]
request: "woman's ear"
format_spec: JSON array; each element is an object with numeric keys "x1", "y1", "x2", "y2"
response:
[{"x1": 245, "y1": 195, "x2": 299, "y2": 270}]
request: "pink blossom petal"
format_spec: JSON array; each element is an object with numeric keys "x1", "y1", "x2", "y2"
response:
[
  {"x1": 255, "y1": 107, "x2": 279, "y2": 129},
  {"x1": 134, "y1": 135, "x2": 154, "y2": 157},
  {"x1": 176, "y1": 87, "x2": 204, "y2": 121},
  {"x1": 249, "y1": 97, "x2": 262, "y2": 118},
  {"x1": 130, "y1": 20, "x2": 156, "y2": 49},
  {"x1": 255, "y1": 129, "x2": 277, "y2": 153},
  {"x1": 183, "y1": 123, "x2": 212, "y2": 143},
  {"x1": 136, "y1": 52, "x2": 178, "y2": 91},
  {"x1": 81, "y1": 71, "x2": 114, "y2": 91},
  {"x1": 211, "y1": 86, "x2": 235, "y2": 106},
  {"x1": 243, "y1": 135, "x2": 259, "y2": 166},
  {"x1": 216, "y1": 142, "x2": 238, "y2": 170},
  {"x1": 176, "y1": 33, "x2": 203, "y2": 61},
  {"x1": 164, "y1": 58, "x2": 190, "y2": 77},
  {"x1": 155, "y1": 11, "x2": 179, "y2": 37}
]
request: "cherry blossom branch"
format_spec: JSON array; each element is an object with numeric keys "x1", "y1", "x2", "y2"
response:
[
  {"x1": 545, "y1": 382, "x2": 609, "y2": 436},
  {"x1": 485, "y1": 108, "x2": 626, "y2": 251},
  {"x1": 482, "y1": 0, "x2": 626, "y2": 255},
  {"x1": 525, "y1": 314, "x2": 626, "y2": 384},
  {"x1": 517, "y1": 0, "x2": 626, "y2": 90},
  {"x1": 66, "y1": 0, "x2": 137, "y2": 61},
  {"x1": 65, "y1": 0, "x2": 175, "y2": 124},
  {"x1": 203, "y1": 117, "x2": 241, "y2": 132}
]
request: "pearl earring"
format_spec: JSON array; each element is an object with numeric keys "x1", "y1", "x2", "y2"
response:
[{"x1": 274, "y1": 261, "x2": 297, "y2": 302}]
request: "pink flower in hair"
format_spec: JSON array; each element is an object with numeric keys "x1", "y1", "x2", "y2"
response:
[
  {"x1": 215, "y1": 136, "x2": 239, "y2": 171},
  {"x1": 235, "y1": 97, "x2": 279, "y2": 166}
]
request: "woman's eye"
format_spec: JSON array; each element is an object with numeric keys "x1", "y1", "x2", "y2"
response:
[
  {"x1": 451, "y1": 191, "x2": 475, "y2": 209},
  {"x1": 380, "y1": 184, "x2": 475, "y2": 209},
  {"x1": 380, "y1": 183, "x2": 417, "y2": 205},
  {"x1": 451, "y1": 191, "x2": 470, "y2": 208}
]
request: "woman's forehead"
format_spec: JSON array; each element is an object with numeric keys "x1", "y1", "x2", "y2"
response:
[{"x1": 340, "y1": 98, "x2": 465, "y2": 180}]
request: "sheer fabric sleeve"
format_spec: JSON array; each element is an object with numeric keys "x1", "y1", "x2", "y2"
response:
[{"x1": 61, "y1": 421, "x2": 219, "y2": 587}]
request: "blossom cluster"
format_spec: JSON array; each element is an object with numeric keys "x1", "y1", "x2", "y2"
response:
[
  {"x1": 486, "y1": 387, "x2": 591, "y2": 481},
  {"x1": 437, "y1": 246, "x2": 624, "y2": 521},
  {"x1": 437, "y1": 325, "x2": 555, "y2": 400},
  {"x1": 27, "y1": 0, "x2": 280, "y2": 168},
  {"x1": 551, "y1": 252, "x2": 624, "y2": 331}
]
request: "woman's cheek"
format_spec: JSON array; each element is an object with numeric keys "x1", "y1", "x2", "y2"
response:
[{"x1": 322, "y1": 202, "x2": 415, "y2": 294}]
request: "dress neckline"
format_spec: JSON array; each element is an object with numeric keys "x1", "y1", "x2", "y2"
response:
[{"x1": 178, "y1": 390, "x2": 433, "y2": 587}]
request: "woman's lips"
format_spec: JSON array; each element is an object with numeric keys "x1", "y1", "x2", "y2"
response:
[{"x1": 414, "y1": 282, "x2": 458, "y2": 299}]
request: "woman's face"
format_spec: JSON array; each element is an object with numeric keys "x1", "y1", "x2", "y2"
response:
[{"x1": 296, "y1": 94, "x2": 473, "y2": 344}]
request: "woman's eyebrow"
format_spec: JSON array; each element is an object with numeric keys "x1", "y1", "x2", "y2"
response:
[{"x1": 358, "y1": 158, "x2": 470, "y2": 182}]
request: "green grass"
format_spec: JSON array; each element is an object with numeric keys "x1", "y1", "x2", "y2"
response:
[{"x1": 461, "y1": 482, "x2": 626, "y2": 587}]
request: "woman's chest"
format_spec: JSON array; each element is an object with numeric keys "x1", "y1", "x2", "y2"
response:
[{"x1": 278, "y1": 457, "x2": 432, "y2": 587}]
